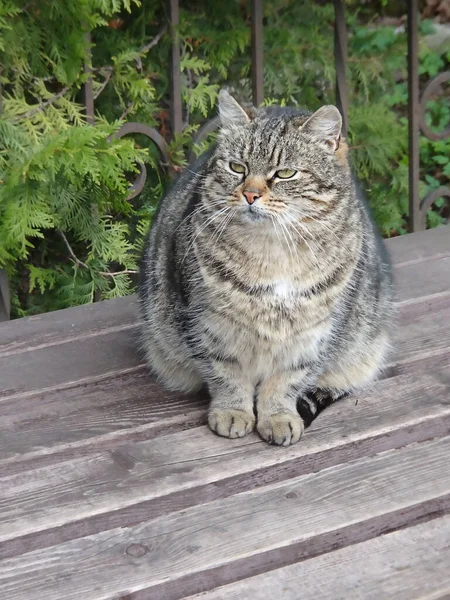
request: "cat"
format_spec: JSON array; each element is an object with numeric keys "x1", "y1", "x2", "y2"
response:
[{"x1": 139, "y1": 90, "x2": 394, "y2": 446}]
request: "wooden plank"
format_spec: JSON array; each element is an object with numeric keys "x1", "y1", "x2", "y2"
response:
[
  {"x1": 0, "y1": 295, "x2": 139, "y2": 357},
  {"x1": 0, "y1": 436, "x2": 449, "y2": 600},
  {"x1": 0, "y1": 328, "x2": 143, "y2": 395},
  {"x1": 187, "y1": 515, "x2": 450, "y2": 600},
  {"x1": 0, "y1": 369, "x2": 448, "y2": 558},
  {"x1": 0, "y1": 370, "x2": 208, "y2": 464},
  {"x1": 392, "y1": 347, "x2": 450, "y2": 378},
  {"x1": 386, "y1": 226, "x2": 449, "y2": 267},
  {"x1": 393, "y1": 294, "x2": 450, "y2": 365},
  {"x1": 394, "y1": 256, "x2": 450, "y2": 304}
]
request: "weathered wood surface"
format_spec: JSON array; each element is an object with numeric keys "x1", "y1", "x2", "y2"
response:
[
  {"x1": 187, "y1": 515, "x2": 450, "y2": 600},
  {"x1": 0, "y1": 227, "x2": 449, "y2": 599}
]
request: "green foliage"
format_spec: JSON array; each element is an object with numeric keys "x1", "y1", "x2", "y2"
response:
[{"x1": 1, "y1": 0, "x2": 449, "y2": 317}]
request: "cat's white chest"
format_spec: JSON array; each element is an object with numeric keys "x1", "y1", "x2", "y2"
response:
[{"x1": 272, "y1": 280, "x2": 295, "y2": 298}]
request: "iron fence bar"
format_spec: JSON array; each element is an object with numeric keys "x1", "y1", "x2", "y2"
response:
[
  {"x1": 407, "y1": 0, "x2": 421, "y2": 232},
  {"x1": 0, "y1": 83, "x2": 10, "y2": 321},
  {"x1": 169, "y1": 0, "x2": 183, "y2": 136},
  {"x1": 251, "y1": 0, "x2": 264, "y2": 106},
  {"x1": 333, "y1": 0, "x2": 348, "y2": 138},
  {"x1": 84, "y1": 32, "x2": 95, "y2": 125},
  {"x1": 0, "y1": 269, "x2": 10, "y2": 322}
]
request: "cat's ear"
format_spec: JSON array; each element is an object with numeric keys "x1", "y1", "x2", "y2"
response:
[
  {"x1": 301, "y1": 105, "x2": 342, "y2": 151},
  {"x1": 218, "y1": 90, "x2": 250, "y2": 128}
]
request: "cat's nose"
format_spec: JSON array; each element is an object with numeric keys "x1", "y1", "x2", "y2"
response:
[{"x1": 243, "y1": 190, "x2": 261, "y2": 205}]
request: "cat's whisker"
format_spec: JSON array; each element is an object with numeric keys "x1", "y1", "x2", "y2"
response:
[
  {"x1": 185, "y1": 168, "x2": 211, "y2": 180},
  {"x1": 276, "y1": 214, "x2": 299, "y2": 261},
  {"x1": 269, "y1": 214, "x2": 282, "y2": 248},
  {"x1": 209, "y1": 207, "x2": 235, "y2": 248},
  {"x1": 287, "y1": 207, "x2": 343, "y2": 245},
  {"x1": 175, "y1": 201, "x2": 226, "y2": 233},
  {"x1": 182, "y1": 207, "x2": 230, "y2": 264},
  {"x1": 285, "y1": 219, "x2": 319, "y2": 264}
]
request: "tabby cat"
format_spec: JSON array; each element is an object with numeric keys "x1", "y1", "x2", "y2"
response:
[{"x1": 139, "y1": 90, "x2": 393, "y2": 446}]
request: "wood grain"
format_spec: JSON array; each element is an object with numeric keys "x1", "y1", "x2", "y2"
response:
[
  {"x1": 386, "y1": 225, "x2": 449, "y2": 267},
  {"x1": 0, "y1": 370, "x2": 208, "y2": 464},
  {"x1": 0, "y1": 369, "x2": 448, "y2": 556},
  {"x1": 0, "y1": 328, "x2": 143, "y2": 395},
  {"x1": 0, "y1": 436, "x2": 449, "y2": 600},
  {"x1": 0, "y1": 295, "x2": 139, "y2": 357},
  {"x1": 394, "y1": 294, "x2": 450, "y2": 364},
  {"x1": 186, "y1": 515, "x2": 450, "y2": 600},
  {"x1": 394, "y1": 256, "x2": 450, "y2": 304}
]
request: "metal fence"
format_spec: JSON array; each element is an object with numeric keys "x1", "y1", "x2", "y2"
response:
[{"x1": 0, "y1": 0, "x2": 449, "y2": 321}]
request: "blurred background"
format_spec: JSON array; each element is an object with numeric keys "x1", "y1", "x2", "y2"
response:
[{"x1": 0, "y1": 0, "x2": 449, "y2": 318}]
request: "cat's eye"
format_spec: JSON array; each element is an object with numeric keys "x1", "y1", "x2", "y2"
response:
[
  {"x1": 275, "y1": 168, "x2": 297, "y2": 179},
  {"x1": 229, "y1": 161, "x2": 246, "y2": 174}
]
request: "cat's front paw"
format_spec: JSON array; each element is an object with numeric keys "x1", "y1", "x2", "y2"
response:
[
  {"x1": 208, "y1": 408, "x2": 255, "y2": 439},
  {"x1": 257, "y1": 412, "x2": 304, "y2": 446}
]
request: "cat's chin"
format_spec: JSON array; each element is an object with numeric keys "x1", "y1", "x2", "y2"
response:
[{"x1": 239, "y1": 206, "x2": 268, "y2": 223}]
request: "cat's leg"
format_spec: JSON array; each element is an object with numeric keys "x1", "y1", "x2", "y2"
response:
[
  {"x1": 256, "y1": 367, "x2": 313, "y2": 446},
  {"x1": 207, "y1": 361, "x2": 256, "y2": 439}
]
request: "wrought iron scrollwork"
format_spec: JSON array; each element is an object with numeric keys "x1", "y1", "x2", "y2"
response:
[
  {"x1": 418, "y1": 71, "x2": 450, "y2": 228},
  {"x1": 113, "y1": 122, "x2": 170, "y2": 200},
  {"x1": 408, "y1": 0, "x2": 450, "y2": 231},
  {"x1": 419, "y1": 72, "x2": 450, "y2": 141}
]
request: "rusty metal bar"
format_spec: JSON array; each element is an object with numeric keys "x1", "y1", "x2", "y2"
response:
[
  {"x1": 168, "y1": 0, "x2": 183, "y2": 136},
  {"x1": 333, "y1": 0, "x2": 348, "y2": 138},
  {"x1": 0, "y1": 83, "x2": 9, "y2": 321},
  {"x1": 407, "y1": 0, "x2": 421, "y2": 232},
  {"x1": 83, "y1": 32, "x2": 95, "y2": 125},
  {"x1": 0, "y1": 269, "x2": 10, "y2": 322},
  {"x1": 251, "y1": 0, "x2": 264, "y2": 106}
]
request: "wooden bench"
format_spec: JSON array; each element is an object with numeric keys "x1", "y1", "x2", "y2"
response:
[{"x1": 0, "y1": 226, "x2": 449, "y2": 599}]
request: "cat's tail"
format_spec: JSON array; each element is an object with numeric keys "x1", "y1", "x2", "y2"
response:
[{"x1": 296, "y1": 389, "x2": 349, "y2": 427}]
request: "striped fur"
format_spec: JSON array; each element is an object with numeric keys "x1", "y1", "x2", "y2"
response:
[{"x1": 139, "y1": 91, "x2": 394, "y2": 446}]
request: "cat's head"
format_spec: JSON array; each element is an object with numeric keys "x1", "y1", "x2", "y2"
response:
[{"x1": 207, "y1": 90, "x2": 350, "y2": 225}]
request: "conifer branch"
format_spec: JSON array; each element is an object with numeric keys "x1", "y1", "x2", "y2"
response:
[
  {"x1": 58, "y1": 230, "x2": 90, "y2": 269},
  {"x1": 140, "y1": 25, "x2": 168, "y2": 54},
  {"x1": 58, "y1": 230, "x2": 138, "y2": 277},
  {"x1": 103, "y1": 269, "x2": 139, "y2": 276},
  {"x1": 135, "y1": 25, "x2": 168, "y2": 70},
  {"x1": 93, "y1": 67, "x2": 113, "y2": 100},
  {"x1": 119, "y1": 102, "x2": 134, "y2": 120},
  {"x1": 17, "y1": 87, "x2": 70, "y2": 120}
]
